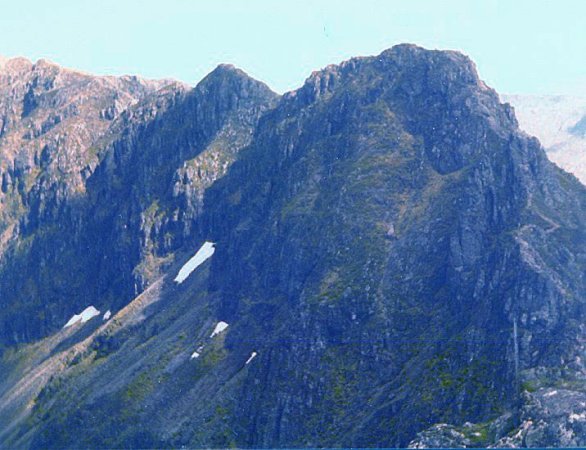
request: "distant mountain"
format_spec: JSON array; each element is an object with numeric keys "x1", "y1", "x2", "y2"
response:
[
  {"x1": 0, "y1": 46, "x2": 585, "y2": 448},
  {"x1": 503, "y1": 94, "x2": 586, "y2": 184}
]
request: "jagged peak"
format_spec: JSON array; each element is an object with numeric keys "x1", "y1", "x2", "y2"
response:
[
  {"x1": 195, "y1": 63, "x2": 278, "y2": 101},
  {"x1": 0, "y1": 55, "x2": 91, "y2": 79},
  {"x1": 33, "y1": 58, "x2": 59, "y2": 69},
  {"x1": 203, "y1": 63, "x2": 261, "y2": 85},
  {"x1": 0, "y1": 55, "x2": 33, "y2": 73},
  {"x1": 1, "y1": 55, "x2": 182, "y2": 99},
  {"x1": 0, "y1": 56, "x2": 70, "y2": 74},
  {"x1": 286, "y1": 43, "x2": 496, "y2": 113},
  {"x1": 379, "y1": 43, "x2": 483, "y2": 85},
  {"x1": 212, "y1": 63, "x2": 241, "y2": 74}
]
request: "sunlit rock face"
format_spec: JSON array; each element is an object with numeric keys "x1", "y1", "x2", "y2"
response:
[{"x1": 0, "y1": 46, "x2": 584, "y2": 449}]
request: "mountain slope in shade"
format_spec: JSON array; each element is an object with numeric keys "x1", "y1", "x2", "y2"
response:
[
  {"x1": 0, "y1": 46, "x2": 584, "y2": 448},
  {"x1": 0, "y1": 58, "x2": 277, "y2": 348},
  {"x1": 503, "y1": 94, "x2": 586, "y2": 184},
  {"x1": 0, "y1": 57, "x2": 183, "y2": 341}
]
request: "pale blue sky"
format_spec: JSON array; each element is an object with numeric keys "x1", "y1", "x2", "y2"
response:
[{"x1": 1, "y1": 0, "x2": 585, "y2": 95}]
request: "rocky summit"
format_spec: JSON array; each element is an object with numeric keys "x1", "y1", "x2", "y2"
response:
[{"x1": 0, "y1": 45, "x2": 584, "y2": 448}]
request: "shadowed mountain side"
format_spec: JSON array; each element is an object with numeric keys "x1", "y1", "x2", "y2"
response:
[
  {"x1": 0, "y1": 64, "x2": 278, "y2": 348},
  {"x1": 0, "y1": 45, "x2": 584, "y2": 448}
]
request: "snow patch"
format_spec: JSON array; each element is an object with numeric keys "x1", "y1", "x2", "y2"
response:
[
  {"x1": 569, "y1": 412, "x2": 586, "y2": 422},
  {"x1": 174, "y1": 241, "x2": 215, "y2": 284},
  {"x1": 210, "y1": 321, "x2": 229, "y2": 338},
  {"x1": 103, "y1": 310, "x2": 112, "y2": 321},
  {"x1": 64, "y1": 306, "x2": 100, "y2": 328},
  {"x1": 191, "y1": 345, "x2": 205, "y2": 360},
  {"x1": 245, "y1": 351, "x2": 257, "y2": 365}
]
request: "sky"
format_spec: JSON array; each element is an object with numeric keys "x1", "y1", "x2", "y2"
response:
[{"x1": 0, "y1": 0, "x2": 585, "y2": 95}]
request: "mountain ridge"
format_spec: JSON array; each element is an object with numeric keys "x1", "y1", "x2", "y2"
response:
[
  {"x1": 0, "y1": 55, "x2": 277, "y2": 347},
  {"x1": 0, "y1": 44, "x2": 585, "y2": 448}
]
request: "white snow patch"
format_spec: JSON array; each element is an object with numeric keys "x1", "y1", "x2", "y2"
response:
[
  {"x1": 190, "y1": 351, "x2": 200, "y2": 359},
  {"x1": 103, "y1": 310, "x2": 112, "y2": 321},
  {"x1": 174, "y1": 241, "x2": 215, "y2": 284},
  {"x1": 64, "y1": 306, "x2": 100, "y2": 328},
  {"x1": 210, "y1": 321, "x2": 229, "y2": 338},
  {"x1": 245, "y1": 351, "x2": 257, "y2": 365},
  {"x1": 569, "y1": 412, "x2": 586, "y2": 422}
]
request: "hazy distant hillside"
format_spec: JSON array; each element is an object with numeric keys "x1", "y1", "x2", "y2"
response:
[{"x1": 503, "y1": 94, "x2": 586, "y2": 184}]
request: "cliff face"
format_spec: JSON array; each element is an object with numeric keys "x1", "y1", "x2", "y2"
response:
[
  {"x1": 0, "y1": 56, "x2": 165, "y2": 219},
  {"x1": 0, "y1": 58, "x2": 277, "y2": 347},
  {"x1": 0, "y1": 46, "x2": 584, "y2": 448},
  {"x1": 0, "y1": 57, "x2": 172, "y2": 345},
  {"x1": 200, "y1": 44, "x2": 586, "y2": 446}
]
